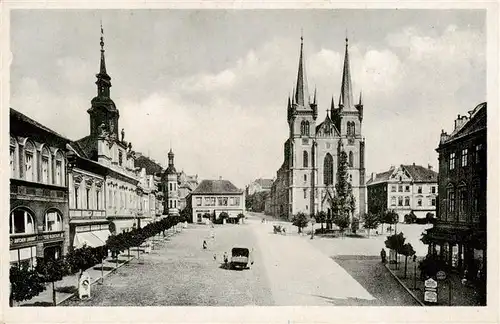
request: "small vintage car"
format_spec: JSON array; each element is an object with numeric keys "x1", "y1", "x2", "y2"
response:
[{"x1": 230, "y1": 247, "x2": 253, "y2": 269}]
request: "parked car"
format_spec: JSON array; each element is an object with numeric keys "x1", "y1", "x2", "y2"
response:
[{"x1": 230, "y1": 247, "x2": 253, "y2": 269}]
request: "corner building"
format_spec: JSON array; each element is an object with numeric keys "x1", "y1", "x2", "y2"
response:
[{"x1": 270, "y1": 37, "x2": 366, "y2": 220}]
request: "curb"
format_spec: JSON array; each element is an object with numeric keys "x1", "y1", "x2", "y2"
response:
[
  {"x1": 384, "y1": 263, "x2": 424, "y2": 306},
  {"x1": 56, "y1": 255, "x2": 136, "y2": 306}
]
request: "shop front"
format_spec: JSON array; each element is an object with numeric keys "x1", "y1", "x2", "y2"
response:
[
  {"x1": 10, "y1": 234, "x2": 38, "y2": 269},
  {"x1": 72, "y1": 222, "x2": 111, "y2": 249}
]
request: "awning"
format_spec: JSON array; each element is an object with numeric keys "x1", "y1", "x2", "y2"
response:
[
  {"x1": 423, "y1": 227, "x2": 471, "y2": 244},
  {"x1": 93, "y1": 230, "x2": 111, "y2": 245},
  {"x1": 73, "y1": 232, "x2": 105, "y2": 249}
]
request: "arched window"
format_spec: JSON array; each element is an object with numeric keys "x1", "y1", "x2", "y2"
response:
[
  {"x1": 10, "y1": 208, "x2": 35, "y2": 234},
  {"x1": 44, "y1": 210, "x2": 62, "y2": 232},
  {"x1": 24, "y1": 140, "x2": 35, "y2": 182},
  {"x1": 10, "y1": 137, "x2": 18, "y2": 179},
  {"x1": 41, "y1": 146, "x2": 51, "y2": 184},
  {"x1": 300, "y1": 121, "x2": 306, "y2": 135},
  {"x1": 54, "y1": 151, "x2": 64, "y2": 186},
  {"x1": 351, "y1": 122, "x2": 355, "y2": 136},
  {"x1": 305, "y1": 121, "x2": 310, "y2": 135},
  {"x1": 303, "y1": 151, "x2": 308, "y2": 168},
  {"x1": 349, "y1": 151, "x2": 354, "y2": 167},
  {"x1": 323, "y1": 153, "x2": 334, "y2": 186}
]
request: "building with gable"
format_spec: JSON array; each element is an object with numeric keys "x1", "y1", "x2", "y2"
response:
[
  {"x1": 190, "y1": 179, "x2": 245, "y2": 224},
  {"x1": 269, "y1": 36, "x2": 366, "y2": 220},
  {"x1": 366, "y1": 164, "x2": 438, "y2": 222},
  {"x1": 177, "y1": 171, "x2": 199, "y2": 211}
]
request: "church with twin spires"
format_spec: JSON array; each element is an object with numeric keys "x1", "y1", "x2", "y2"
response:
[{"x1": 269, "y1": 36, "x2": 366, "y2": 220}]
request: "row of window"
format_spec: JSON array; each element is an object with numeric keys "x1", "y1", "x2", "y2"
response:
[
  {"x1": 168, "y1": 199, "x2": 178, "y2": 209},
  {"x1": 10, "y1": 209, "x2": 63, "y2": 235},
  {"x1": 448, "y1": 144, "x2": 483, "y2": 171},
  {"x1": 300, "y1": 121, "x2": 311, "y2": 136},
  {"x1": 195, "y1": 196, "x2": 241, "y2": 207},
  {"x1": 391, "y1": 184, "x2": 436, "y2": 194},
  {"x1": 346, "y1": 121, "x2": 356, "y2": 136},
  {"x1": 390, "y1": 196, "x2": 436, "y2": 207},
  {"x1": 10, "y1": 137, "x2": 65, "y2": 186},
  {"x1": 302, "y1": 151, "x2": 355, "y2": 168},
  {"x1": 445, "y1": 183, "x2": 480, "y2": 222}
]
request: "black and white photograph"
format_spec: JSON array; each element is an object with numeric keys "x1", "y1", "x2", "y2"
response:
[{"x1": 2, "y1": 1, "x2": 498, "y2": 323}]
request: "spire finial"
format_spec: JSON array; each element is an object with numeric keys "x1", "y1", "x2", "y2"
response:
[
  {"x1": 100, "y1": 20, "x2": 104, "y2": 53},
  {"x1": 359, "y1": 90, "x2": 363, "y2": 106},
  {"x1": 294, "y1": 31, "x2": 309, "y2": 107},
  {"x1": 301, "y1": 28, "x2": 303, "y2": 44}
]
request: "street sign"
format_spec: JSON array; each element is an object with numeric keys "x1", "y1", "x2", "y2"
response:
[
  {"x1": 424, "y1": 278, "x2": 438, "y2": 289},
  {"x1": 436, "y1": 271, "x2": 447, "y2": 280},
  {"x1": 424, "y1": 290, "x2": 438, "y2": 303}
]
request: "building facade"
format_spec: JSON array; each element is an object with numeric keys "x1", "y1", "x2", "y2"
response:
[
  {"x1": 367, "y1": 164, "x2": 438, "y2": 222},
  {"x1": 9, "y1": 108, "x2": 69, "y2": 267},
  {"x1": 177, "y1": 171, "x2": 199, "y2": 211},
  {"x1": 423, "y1": 102, "x2": 486, "y2": 280},
  {"x1": 135, "y1": 154, "x2": 165, "y2": 220},
  {"x1": 246, "y1": 178, "x2": 273, "y2": 196},
  {"x1": 190, "y1": 180, "x2": 245, "y2": 224},
  {"x1": 269, "y1": 36, "x2": 366, "y2": 220},
  {"x1": 66, "y1": 147, "x2": 110, "y2": 250}
]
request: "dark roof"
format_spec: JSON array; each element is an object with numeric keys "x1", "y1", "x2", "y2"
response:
[
  {"x1": 74, "y1": 135, "x2": 97, "y2": 160},
  {"x1": 366, "y1": 164, "x2": 437, "y2": 185},
  {"x1": 193, "y1": 180, "x2": 243, "y2": 194},
  {"x1": 10, "y1": 108, "x2": 70, "y2": 141},
  {"x1": 165, "y1": 165, "x2": 177, "y2": 175},
  {"x1": 443, "y1": 102, "x2": 486, "y2": 145},
  {"x1": 366, "y1": 170, "x2": 393, "y2": 185},
  {"x1": 402, "y1": 165, "x2": 438, "y2": 182},
  {"x1": 135, "y1": 154, "x2": 164, "y2": 175}
]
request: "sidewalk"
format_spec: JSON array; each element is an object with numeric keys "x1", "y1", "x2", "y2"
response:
[
  {"x1": 16, "y1": 231, "x2": 179, "y2": 307},
  {"x1": 385, "y1": 256, "x2": 485, "y2": 306}
]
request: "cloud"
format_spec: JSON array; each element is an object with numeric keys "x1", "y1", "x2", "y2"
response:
[{"x1": 11, "y1": 21, "x2": 485, "y2": 188}]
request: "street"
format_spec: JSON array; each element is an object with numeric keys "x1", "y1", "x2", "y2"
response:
[{"x1": 62, "y1": 213, "x2": 419, "y2": 306}]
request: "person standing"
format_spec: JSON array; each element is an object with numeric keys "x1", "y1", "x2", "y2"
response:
[
  {"x1": 203, "y1": 240, "x2": 207, "y2": 250},
  {"x1": 380, "y1": 248, "x2": 387, "y2": 264},
  {"x1": 223, "y1": 252, "x2": 228, "y2": 269}
]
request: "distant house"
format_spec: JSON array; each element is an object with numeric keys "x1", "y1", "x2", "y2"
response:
[
  {"x1": 246, "y1": 178, "x2": 273, "y2": 196},
  {"x1": 190, "y1": 179, "x2": 245, "y2": 224},
  {"x1": 367, "y1": 163, "x2": 438, "y2": 222}
]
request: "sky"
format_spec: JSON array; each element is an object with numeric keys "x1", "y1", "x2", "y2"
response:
[{"x1": 10, "y1": 9, "x2": 486, "y2": 189}]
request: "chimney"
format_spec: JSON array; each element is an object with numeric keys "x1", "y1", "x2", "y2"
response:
[
  {"x1": 219, "y1": 176, "x2": 222, "y2": 180},
  {"x1": 440, "y1": 129, "x2": 449, "y2": 144},
  {"x1": 412, "y1": 162, "x2": 415, "y2": 166},
  {"x1": 428, "y1": 164, "x2": 433, "y2": 171},
  {"x1": 371, "y1": 172, "x2": 376, "y2": 181},
  {"x1": 454, "y1": 114, "x2": 469, "y2": 131}
]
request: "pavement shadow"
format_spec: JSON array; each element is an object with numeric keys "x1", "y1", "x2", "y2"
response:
[
  {"x1": 20, "y1": 301, "x2": 54, "y2": 307},
  {"x1": 218, "y1": 263, "x2": 249, "y2": 271},
  {"x1": 312, "y1": 294, "x2": 379, "y2": 306},
  {"x1": 54, "y1": 285, "x2": 77, "y2": 294}
]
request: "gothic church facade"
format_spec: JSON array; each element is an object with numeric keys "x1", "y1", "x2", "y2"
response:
[{"x1": 269, "y1": 36, "x2": 366, "y2": 220}]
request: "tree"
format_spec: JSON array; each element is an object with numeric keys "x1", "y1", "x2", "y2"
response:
[
  {"x1": 363, "y1": 212, "x2": 380, "y2": 237},
  {"x1": 351, "y1": 217, "x2": 360, "y2": 234},
  {"x1": 35, "y1": 257, "x2": 69, "y2": 306},
  {"x1": 66, "y1": 245, "x2": 99, "y2": 277},
  {"x1": 10, "y1": 265, "x2": 46, "y2": 306},
  {"x1": 384, "y1": 210, "x2": 399, "y2": 234},
  {"x1": 400, "y1": 243, "x2": 416, "y2": 278},
  {"x1": 179, "y1": 207, "x2": 191, "y2": 223},
  {"x1": 419, "y1": 254, "x2": 447, "y2": 279},
  {"x1": 331, "y1": 150, "x2": 355, "y2": 234},
  {"x1": 315, "y1": 211, "x2": 326, "y2": 230},
  {"x1": 384, "y1": 233, "x2": 406, "y2": 269},
  {"x1": 292, "y1": 212, "x2": 309, "y2": 233}
]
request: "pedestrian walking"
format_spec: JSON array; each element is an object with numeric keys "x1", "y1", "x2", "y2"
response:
[
  {"x1": 203, "y1": 240, "x2": 207, "y2": 250},
  {"x1": 213, "y1": 253, "x2": 217, "y2": 261},
  {"x1": 223, "y1": 252, "x2": 228, "y2": 269},
  {"x1": 380, "y1": 248, "x2": 387, "y2": 264}
]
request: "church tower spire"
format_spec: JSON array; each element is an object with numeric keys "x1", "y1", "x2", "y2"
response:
[
  {"x1": 340, "y1": 37, "x2": 354, "y2": 111},
  {"x1": 294, "y1": 34, "x2": 310, "y2": 107},
  {"x1": 88, "y1": 21, "x2": 119, "y2": 138},
  {"x1": 96, "y1": 21, "x2": 111, "y2": 98}
]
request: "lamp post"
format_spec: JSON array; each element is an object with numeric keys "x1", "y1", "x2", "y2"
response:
[{"x1": 310, "y1": 218, "x2": 316, "y2": 240}]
